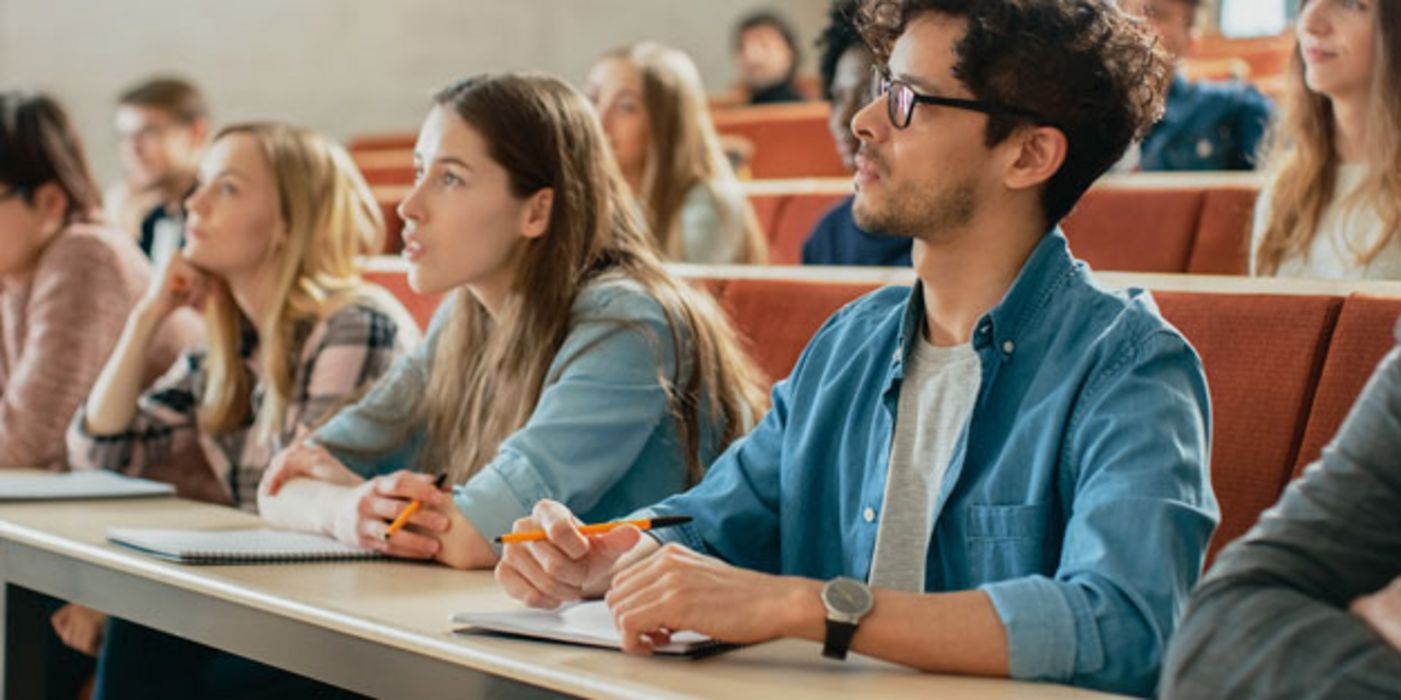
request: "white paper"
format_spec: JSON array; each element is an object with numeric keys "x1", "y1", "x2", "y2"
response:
[{"x1": 453, "y1": 601, "x2": 717, "y2": 655}]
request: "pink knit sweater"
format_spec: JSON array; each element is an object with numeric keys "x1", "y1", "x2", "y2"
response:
[{"x1": 0, "y1": 224, "x2": 202, "y2": 469}]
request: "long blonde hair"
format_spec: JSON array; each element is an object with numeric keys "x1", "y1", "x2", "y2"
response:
[
  {"x1": 199, "y1": 123, "x2": 386, "y2": 440},
  {"x1": 419, "y1": 74, "x2": 768, "y2": 486},
  {"x1": 1254, "y1": 1, "x2": 1401, "y2": 275},
  {"x1": 603, "y1": 43, "x2": 768, "y2": 264}
]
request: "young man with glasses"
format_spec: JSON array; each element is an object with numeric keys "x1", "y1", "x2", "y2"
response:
[{"x1": 495, "y1": 1, "x2": 1215, "y2": 695}]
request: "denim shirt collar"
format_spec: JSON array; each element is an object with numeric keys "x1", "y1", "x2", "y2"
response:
[{"x1": 892, "y1": 227, "x2": 1079, "y2": 371}]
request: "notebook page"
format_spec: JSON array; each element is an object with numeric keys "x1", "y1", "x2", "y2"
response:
[{"x1": 453, "y1": 600, "x2": 717, "y2": 655}]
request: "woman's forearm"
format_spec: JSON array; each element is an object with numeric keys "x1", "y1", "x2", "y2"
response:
[{"x1": 82, "y1": 305, "x2": 166, "y2": 435}]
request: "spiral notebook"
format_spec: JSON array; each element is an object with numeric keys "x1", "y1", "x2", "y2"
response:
[
  {"x1": 106, "y1": 527, "x2": 385, "y2": 565},
  {"x1": 452, "y1": 601, "x2": 726, "y2": 657}
]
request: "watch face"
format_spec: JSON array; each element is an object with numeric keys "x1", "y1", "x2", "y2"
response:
[{"x1": 823, "y1": 577, "x2": 874, "y2": 617}]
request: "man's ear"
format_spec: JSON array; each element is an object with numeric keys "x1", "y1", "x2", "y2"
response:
[
  {"x1": 521, "y1": 188, "x2": 554, "y2": 240},
  {"x1": 1002, "y1": 126, "x2": 1067, "y2": 193}
]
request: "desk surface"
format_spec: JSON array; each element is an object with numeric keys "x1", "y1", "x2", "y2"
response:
[{"x1": 0, "y1": 489, "x2": 1126, "y2": 699}]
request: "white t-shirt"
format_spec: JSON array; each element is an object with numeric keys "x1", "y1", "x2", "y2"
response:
[
  {"x1": 867, "y1": 338, "x2": 982, "y2": 592},
  {"x1": 1251, "y1": 163, "x2": 1401, "y2": 280}
]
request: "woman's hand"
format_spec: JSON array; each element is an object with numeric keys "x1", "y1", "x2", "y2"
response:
[
  {"x1": 138, "y1": 252, "x2": 211, "y2": 322},
  {"x1": 260, "y1": 442, "x2": 363, "y2": 498},
  {"x1": 332, "y1": 471, "x2": 452, "y2": 559}
]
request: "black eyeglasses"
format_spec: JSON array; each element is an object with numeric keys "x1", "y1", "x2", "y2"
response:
[{"x1": 872, "y1": 67, "x2": 1044, "y2": 129}]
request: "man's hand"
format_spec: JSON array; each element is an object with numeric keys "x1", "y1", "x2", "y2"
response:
[
  {"x1": 495, "y1": 500, "x2": 656, "y2": 608},
  {"x1": 604, "y1": 542, "x2": 823, "y2": 654},
  {"x1": 1351, "y1": 576, "x2": 1401, "y2": 652}
]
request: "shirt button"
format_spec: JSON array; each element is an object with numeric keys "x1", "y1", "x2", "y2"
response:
[
  {"x1": 1002, "y1": 340, "x2": 1015, "y2": 355},
  {"x1": 863, "y1": 507, "x2": 876, "y2": 523},
  {"x1": 892, "y1": 349, "x2": 902, "y2": 362}
]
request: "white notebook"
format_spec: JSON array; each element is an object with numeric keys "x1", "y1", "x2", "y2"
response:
[
  {"x1": 0, "y1": 471, "x2": 175, "y2": 501},
  {"x1": 106, "y1": 527, "x2": 385, "y2": 565},
  {"x1": 452, "y1": 601, "x2": 724, "y2": 657}
]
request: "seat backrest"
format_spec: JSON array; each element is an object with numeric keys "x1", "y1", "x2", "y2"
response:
[
  {"x1": 1187, "y1": 186, "x2": 1257, "y2": 275},
  {"x1": 1154, "y1": 291, "x2": 1342, "y2": 563},
  {"x1": 767, "y1": 193, "x2": 848, "y2": 265},
  {"x1": 712, "y1": 103, "x2": 846, "y2": 179},
  {"x1": 715, "y1": 278, "x2": 883, "y2": 383},
  {"x1": 1063, "y1": 188, "x2": 1205, "y2": 273},
  {"x1": 1292, "y1": 295, "x2": 1401, "y2": 477}
]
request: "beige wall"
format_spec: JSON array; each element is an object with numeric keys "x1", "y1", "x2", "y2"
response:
[{"x1": 0, "y1": 0, "x2": 828, "y2": 184}]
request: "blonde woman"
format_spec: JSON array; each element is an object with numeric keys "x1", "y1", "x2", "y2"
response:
[
  {"x1": 1251, "y1": 0, "x2": 1401, "y2": 279},
  {"x1": 258, "y1": 73, "x2": 768, "y2": 572},
  {"x1": 584, "y1": 43, "x2": 768, "y2": 263},
  {"x1": 70, "y1": 122, "x2": 418, "y2": 507},
  {"x1": 75, "y1": 123, "x2": 419, "y2": 698}
]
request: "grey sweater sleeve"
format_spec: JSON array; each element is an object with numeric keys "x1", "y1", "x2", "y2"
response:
[{"x1": 1160, "y1": 322, "x2": 1401, "y2": 699}]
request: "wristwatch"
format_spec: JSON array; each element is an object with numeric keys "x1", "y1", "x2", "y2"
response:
[{"x1": 820, "y1": 576, "x2": 874, "y2": 660}]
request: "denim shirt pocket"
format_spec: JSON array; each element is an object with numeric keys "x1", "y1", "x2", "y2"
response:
[{"x1": 964, "y1": 503, "x2": 1053, "y2": 582}]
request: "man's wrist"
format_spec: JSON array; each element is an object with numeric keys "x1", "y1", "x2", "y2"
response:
[{"x1": 778, "y1": 577, "x2": 827, "y2": 642}]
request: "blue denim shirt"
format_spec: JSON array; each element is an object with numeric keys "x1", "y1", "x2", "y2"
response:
[
  {"x1": 1140, "y1": 74, "x2": 1274, "y2": 172},
  {"x1": 313, "y1": 275, "x2": 719, "y2": 551},
  {"x1": 645, "y1": 229, "x2": 1218, "y2": 696}
]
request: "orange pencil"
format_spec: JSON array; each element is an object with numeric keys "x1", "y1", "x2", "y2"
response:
[
  {"x1": 383, "y1": 473, "x2": 449, "y2": 540},
  {"x1": 495, "y1": 515, "x2": 692, "y2": 544}
]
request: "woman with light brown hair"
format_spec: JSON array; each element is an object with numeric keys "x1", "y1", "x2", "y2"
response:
[
  {"x1": 1251, "y1": 0, "x2": 1401, "y2": 279},
  {"x1": 257, "y1": 73, "x2": 768, "y2": 571},
  {"x1": 584, "y1": 43, "x2": 768, "y2": 263}
]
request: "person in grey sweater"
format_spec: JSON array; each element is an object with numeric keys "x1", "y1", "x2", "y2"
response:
[{"x1": 1160, "y1": 320, "x2": 1401, "y2": 698}]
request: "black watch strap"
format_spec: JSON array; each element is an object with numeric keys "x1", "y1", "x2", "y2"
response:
[{"x1": 822, "y1": 619, "x2": 859, "y2": 660}]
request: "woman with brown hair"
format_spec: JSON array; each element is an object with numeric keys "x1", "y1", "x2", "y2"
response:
[
  {"x1": 0, "y1": 91, "x2": 201, "y2": 470},
  {"x1": 584, "y1": 43, "x2": 768, "y2": 264},
  {"x1": 258, "y1": 73, "x2": 767, "y2": 570},
  {"x1": 1251, "y1": 0, "x2": 1401, "y2": 279},
  {"x1": 0, "y1": 90, "x2": 203, "y2": 698}
]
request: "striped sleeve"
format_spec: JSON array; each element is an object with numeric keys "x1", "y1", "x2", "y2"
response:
[{"x1": 66, "y1": 350, "x2": 204, "y2": 475}]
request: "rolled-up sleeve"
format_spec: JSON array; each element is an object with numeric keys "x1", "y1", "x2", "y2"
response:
[
  {"x1": 983, "y1": 330, "x2": 1217, "y2": 696},
  {"x1": 1160, "y1": 335, "x2": 1401, "y2": 699},
  {"x1": 454, "y1": 289, "x2": 683, "y2": 549}
]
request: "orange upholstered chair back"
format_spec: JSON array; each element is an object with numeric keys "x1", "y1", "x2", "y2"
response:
[
  {"x1": 1154, "y1": 291, "x2": 1342, "y2": 564},
  {"x1": 1292, "y1": 296, "x2": 1401, "y2": 477}
]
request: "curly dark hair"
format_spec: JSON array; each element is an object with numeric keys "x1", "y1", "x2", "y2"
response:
[
  {"x1": 857, "y1": 0, "x2": 1170, "y2": 224},
  {"x1": 818, "y1": 1, "x2": 866, "y2": 99}
]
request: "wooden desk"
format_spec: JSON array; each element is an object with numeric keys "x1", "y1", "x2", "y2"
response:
[{"x1": 0, "y1": 492, "x2": 1127, "y2": 699}]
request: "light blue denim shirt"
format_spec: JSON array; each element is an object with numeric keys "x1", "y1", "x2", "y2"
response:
[
  {"x1": 644, "y1": 229, "x2": 1219, "y2": 697},
  {"x1": 314, "y1": 274, "x2": 718, "y2": 550}
]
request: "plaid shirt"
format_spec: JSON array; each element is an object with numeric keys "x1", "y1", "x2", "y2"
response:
[{"x1": 68, "y1": 302, "x2": 415, "y2": 510}]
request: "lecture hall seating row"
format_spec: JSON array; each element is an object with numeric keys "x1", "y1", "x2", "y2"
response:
[
  {"x1": 371, "y1": 172, "x2": 1263, "y2": 274},
  {"x1": 347, "y1": 100, "x2": 843, "y2": 185},
  {"x1": 362, "y1": 258, "x2": 1401, "y2": 565}
]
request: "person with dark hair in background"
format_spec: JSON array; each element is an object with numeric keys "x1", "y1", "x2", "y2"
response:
[
  {"x1": 802, "y1": 0, "x2": 913, "y2": 266},
  {"x1": 735, "y1": 9, "x2": 806, "y2": 104},
  {"x1": 105, "y1": 76, "x2": 210, "y2": 265},
  {"x1": 0, "y1": 90, "x2": 200, "y2": 698},
  {"x1": 494, "y1": 1, "x2": 1216, "y2": 696},
  {"x1": 1121, "y1": 0, "x2": 1274, "y2": 171}
]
